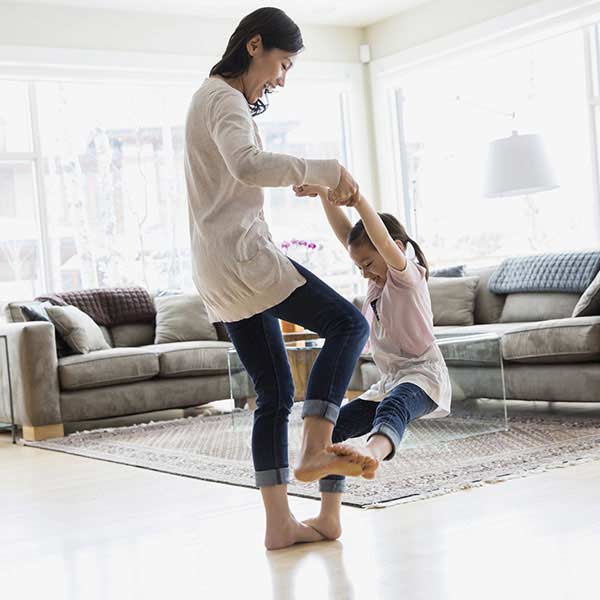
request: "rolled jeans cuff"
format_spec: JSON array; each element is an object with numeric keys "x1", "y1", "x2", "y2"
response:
[
  {"x1": 367, "y1": 423, "x2": 401, "y2": 461},
  {"x1": 255, "y1": 467, "x2": 290, "y2": 488},
  {"x1": 302, "y1": 399, "x2": 340, "y2": 425},
  {"x1": 319, "y1": 478, "x2": 346, "y2": 493}
]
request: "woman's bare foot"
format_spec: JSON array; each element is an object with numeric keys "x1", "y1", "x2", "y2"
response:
[
  {"x1": 265, "y1": 515, "x2": 326, "y2": 551},
  {"x1": 328, "y1": 443, "x2": 380, "y2": 479},
  {"x1": 294, "y1": 448, "x2": 364, "y2": 482},
  {"x1": 302, "y1": 515, "x2": 342, "y2": 541}
]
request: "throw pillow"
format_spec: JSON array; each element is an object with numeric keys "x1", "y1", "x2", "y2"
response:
[
  {"x1": 430, "y1": 265, "x2": 466, "y2": 278},
  {"x1": 19, "y1": 302, "x2": 74, "y2": 358},
  {"x1": 427, "y1": 276, "x2": 480, "y2": 326},
  {"x1": 572, "y1": 270, "x2": 600, "y2": 317},
  {"x1": 46, "y1": 305, "x2": 111, "y2": 354},
  {"x1": 154, "y1": 294, "x2": 218, "y2": 344}
]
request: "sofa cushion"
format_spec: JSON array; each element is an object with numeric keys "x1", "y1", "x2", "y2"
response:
[
  {"x1": 428, "y1": 276, "x2": 479, "y2": 326},
  {"x1": 111, "y1": 323, "x2": 155, "y2": 347},
  {"x1": 431, "y1": 265, "x2": 465, "y2": 277},
  {"x1": 573, "y1": 271, "x2": 600, "y2": 317},
  {"x1": 143, "y1": 341, "x2": 232, "y2": 378},
  {"x1": 18, "y1": 302, "x2": 74, "y2": 357},
  {"x1": 58, "y1": 347, "x2": 160, "y2": 390},
  {"x1": 499, "y1": 292, "x2": 580, "y2": 323},
  {"x1": 47, "y1": 305, "x2": 111, "y2": 354},
  {"x1": 501, "y1": 317, "x2": 600, "y2": 364},
  {"x1": 154, "y1": 294, "x2": 218, "y2": 344},
  {"x1": 466, "y1": 265, "x2": 506, "y2": 324}
]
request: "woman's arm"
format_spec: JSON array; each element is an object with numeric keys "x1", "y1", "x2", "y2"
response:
[
  {"x1": 207, "y1": 89, "x2": 340, "y2": 189},
  {"x1": 293, "y1": 184, "x2": 352, "y2": 247},
  {"x1": 353, "y1": 194, "x2": 407, "y2": 271}
]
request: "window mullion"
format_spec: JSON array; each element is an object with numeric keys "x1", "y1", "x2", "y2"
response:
[
  {"x1": 28, "y1": 82, "x2": 54, "y2": 292},
  {"x1": 583, "y1": 25, "x2": 600, "y2": 237}
]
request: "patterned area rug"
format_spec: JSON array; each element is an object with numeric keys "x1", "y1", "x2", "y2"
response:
[{"x1": 25, "y1": 405, "x2": 600, "y2": 508}]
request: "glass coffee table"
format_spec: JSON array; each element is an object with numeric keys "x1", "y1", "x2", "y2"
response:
[
  {"x1": 435, "y1": 331, "x2": 508, "y2": 432},
  {"x1": 227, "y1": 333, "x2": 337, "y2": 409},
  {"x1": 227, "y1": 330, "x2": 509, "y2": 437}
]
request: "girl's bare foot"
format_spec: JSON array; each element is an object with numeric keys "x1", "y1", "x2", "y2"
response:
[
  {"x1": 302, "y1": 515, "x2": 342, "y2": 541},
  {"x1": 294, "y1": 448, "x2": 364, "y2": 482},
  {"x1": 265, "y1": 515, "x2": 326, "y2": 551},
  {"x1": 327, "y1": 443, "x2": 380, "y2": 479}
]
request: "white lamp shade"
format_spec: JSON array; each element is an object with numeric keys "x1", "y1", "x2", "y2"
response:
[{"x1": 484, "y1": 131, "x2": 559, "y2": 198}]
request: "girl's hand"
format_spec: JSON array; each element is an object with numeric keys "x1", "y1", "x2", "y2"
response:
[
  {"x1": 328, "y1": 165, "x2": 359, "y2": 206},
  {"x1": 293, "y1": 184, "x2": 328, "y2": 198}
]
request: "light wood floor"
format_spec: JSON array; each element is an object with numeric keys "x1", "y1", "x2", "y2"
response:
[{"x1": 1, "y1": 405, "x2": 599, "y2": 600}]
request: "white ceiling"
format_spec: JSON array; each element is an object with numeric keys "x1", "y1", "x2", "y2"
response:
[{"x1": 10, "y1": 0, "x2": 432, "y2": 27}]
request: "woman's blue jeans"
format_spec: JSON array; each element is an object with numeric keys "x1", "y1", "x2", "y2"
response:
[
  {"x1": 224, "y1": 259, "x2": 370, "y2": 488},
  {"x1": 319, "y1": 382, "x2": 437, "y2": 493}
]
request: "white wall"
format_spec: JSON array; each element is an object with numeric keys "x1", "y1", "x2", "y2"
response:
[
  {"x1": 0, "y1": 3, "x2": 363, "y2": 63},
  {"x1": 366, "y1": 0, "x2": 583, "y2": 59}
]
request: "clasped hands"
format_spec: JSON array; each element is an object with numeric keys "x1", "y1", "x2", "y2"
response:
[{"x1": 293, "y1": 165, "x2": 361, "y2": 207}]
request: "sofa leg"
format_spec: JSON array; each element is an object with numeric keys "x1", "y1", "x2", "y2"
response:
[{"x1": 22, "y1": 424, "x2": 65, "y2": 441}]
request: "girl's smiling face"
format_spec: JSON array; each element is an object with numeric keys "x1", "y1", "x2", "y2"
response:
[{"x1": 348, "y1": 240, "x2": 405, "y2": 287}]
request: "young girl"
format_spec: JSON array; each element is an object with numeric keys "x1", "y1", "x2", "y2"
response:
[{"x1": 292, "y1": 184, "x2": 452, "y2": 540}]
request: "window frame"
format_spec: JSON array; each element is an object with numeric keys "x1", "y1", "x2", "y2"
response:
[{"x1": 0, "y1": 47, "x2": 374, "y2": 294}]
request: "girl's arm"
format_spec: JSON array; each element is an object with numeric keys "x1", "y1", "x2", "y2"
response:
[
  {"x1": 353, "y1": 194, "x2": 407, "y2": 271},
  {"x1": 293, "y1": 184, "x2": 352, "y2": 247}
]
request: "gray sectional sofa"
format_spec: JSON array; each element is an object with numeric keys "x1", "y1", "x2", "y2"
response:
[
  {"x1": 2, "y1": 258, "x2": 599, "y2": 442},
  {"x1": 1, "y1": 303, "x2": 233, "y2": 441},
  {"x1": 352, "y1": 265, "x2": 600, "y2": 403}
]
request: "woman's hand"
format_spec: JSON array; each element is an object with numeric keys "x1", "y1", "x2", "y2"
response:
[
  {"x1": 328, "y1": 165, "x2": 359, "y2": 206},
  {"x1": 293, "y1": 184, "x2": 328, "y2": 198}
]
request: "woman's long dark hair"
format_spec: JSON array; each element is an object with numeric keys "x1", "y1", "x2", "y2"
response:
[
  {"x1": 210, "y1": 7, "x2": 304, "y2": 116},
  {"x1": 347, "y1": 213, "x2": 430, "y2": 280}
]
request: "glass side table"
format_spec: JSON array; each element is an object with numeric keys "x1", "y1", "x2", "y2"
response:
[
  {"x1": 435, "y1": 332, "x2": 508, "y2": 432},
  {"x1": 227, "y1": 339, "x2": 325, "y2": 408}
]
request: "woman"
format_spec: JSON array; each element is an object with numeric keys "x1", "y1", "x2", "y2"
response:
[{"x1": 184, "y1": 7, "x2": 370, "y2": 550}]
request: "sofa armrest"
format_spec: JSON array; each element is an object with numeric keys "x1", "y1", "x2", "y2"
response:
[{"x1": 0, "y1": 321, "x2": 62, "y2": 427}]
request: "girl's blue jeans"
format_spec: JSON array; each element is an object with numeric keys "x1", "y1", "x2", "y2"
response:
[{"x1": 319, "y1": 382, "x2": 437, "y2": 493}]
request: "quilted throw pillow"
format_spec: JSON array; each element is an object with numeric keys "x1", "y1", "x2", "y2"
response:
[{"x1": 489, "y1": 251, "x2": 600, "y2": 294}]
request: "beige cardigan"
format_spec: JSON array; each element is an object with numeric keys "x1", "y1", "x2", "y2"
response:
[{"x1": 184, "y1": 77, "x2": 341, "y2": 323}]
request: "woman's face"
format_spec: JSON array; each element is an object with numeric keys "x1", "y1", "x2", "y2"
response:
[{"x1": 243, "y1": 35, "x2": 296, "y2": 103}]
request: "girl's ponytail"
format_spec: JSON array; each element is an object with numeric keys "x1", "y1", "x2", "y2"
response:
[
  {"x1": 407, "y1": 238, "x2": 430, "y2": 281},
  {"x1": 348, "y1": 212, "x2": 430, "y2": 280}
]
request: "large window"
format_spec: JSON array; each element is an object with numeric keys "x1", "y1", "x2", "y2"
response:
[
  {"x1": 35, "y1": 80, "x2": 195, "y2": 293},
  {"x1": 0, "y1": 68, "x2": 364, "y2": 302},
  {"x1": 388, "y1": 27, "x2": 600, "y2": 267},
  {"x1": 0, "y1": 82, "x2": 43, "y2": 300}
]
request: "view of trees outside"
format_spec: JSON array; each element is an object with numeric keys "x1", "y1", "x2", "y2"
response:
[{"x1": 0, "y1": 77, "x2": 363, "y2": 303}]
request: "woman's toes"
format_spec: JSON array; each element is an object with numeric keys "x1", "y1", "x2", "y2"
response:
[{"x1": 327, "y1": 443, "x2": 353, "y2": 456}]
